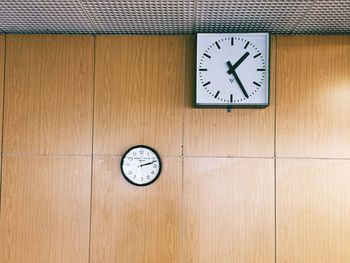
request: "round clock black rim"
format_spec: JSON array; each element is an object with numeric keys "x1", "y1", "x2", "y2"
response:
[{"x1": 120, "y1": 145, "x2": 162, "y2": 187}]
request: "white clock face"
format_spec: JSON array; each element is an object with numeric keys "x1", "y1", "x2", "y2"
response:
[
  {"x1": 196, "y1": 33, "x2": 269, "y2": 107},
  {"x1": 121, "y1": 145, "x2": 161, "y2": 186}
]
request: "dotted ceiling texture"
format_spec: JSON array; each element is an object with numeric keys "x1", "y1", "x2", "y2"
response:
[{"x1": 0, "y1": 0, "x2": 349, "y2": 34}]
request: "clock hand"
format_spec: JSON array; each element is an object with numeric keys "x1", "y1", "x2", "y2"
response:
[
  {"x1": 227, "y1": 52, "x2": 249, "y2": 74},
  {"x1": 138, "y1": 160, "x2": 156, "y2": 168},
  {"x1": 226, "y1": 61, "x2": 234, "y2": 72},
  {"x1": 232, "y1": 71, "x2": 249, "y2": 99},
  {"x1": 226, "y1": 60, "x2": 249, "y2": 99}
]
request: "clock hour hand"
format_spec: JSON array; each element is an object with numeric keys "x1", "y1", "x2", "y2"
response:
[{"x1": 227, "y1": 52, "x2": 249, "y2": 74}]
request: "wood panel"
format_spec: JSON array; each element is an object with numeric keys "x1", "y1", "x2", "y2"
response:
[
  {"x1": 90, "y1": 156, "x2": 181, "y2": 263},
  {"x1": 276, "y1": 35, "x2": 350, "y2": 158},
  {"x1": 277, "y1": 159, "x2": 350, "y2": 263},
  {"x1": 0, "y1": 36, "x2": 4, "y2": 152},
  {"x1": 3, "y1": 35, "x2": 94, "y2": 155},
  {"x1": 0, "y1": 156, "x2": 91, "y2": 263},
  {"x1": 0, "y1": 36, "x2": 4, "y2": 200},
  {"x1": 183, "y1": 36, "x2": 276, "y2": 157},
  {"x1": 184, "y1": 157, "x2": 274, "y2": 263},
  {"x1": 94, "y1": 36, "x2": 185, "y2": 156}
]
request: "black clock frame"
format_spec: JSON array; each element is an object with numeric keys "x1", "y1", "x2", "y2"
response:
[
  {"x1": 120, "y1": 145, "x2": 162, "y2": 187},
  {"x1": 195, "y1": 32, "x2": 271, "y2": 109}
]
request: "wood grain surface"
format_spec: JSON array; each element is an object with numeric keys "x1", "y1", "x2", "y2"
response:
[
  {"x1": 183, "y1": 36, "x2": 276, "y2": 157},
  {"x1": 276, "y1": 35, "x2": 350, "y2": 158},
  {"x1": 0, "y1": 156, "x2": 91, "y2": 263},
  {"x1": 3, "y1": 35, "x2": 94, "y2": 155},
  {"x1": 0, "y1": 36, "x2": 4, "y2": 153},
  {"x1": 277, "y1": 159, "x2": 350, "y2": 263},
  {"x1": 90, "y1": 156, "x2": 181, "y2": 263},
  {"x1": 94, "y1": 36, "x2": 185, "y2": 156},
  {"x1": 0, "y1": 34, "x2": 349, "y2": 263},
  {"x1": 183, "y1": 157, "x2": 274, "y2": 263}
]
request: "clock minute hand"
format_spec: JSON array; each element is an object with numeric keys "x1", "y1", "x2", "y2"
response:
[
  {"x1": 227, "y1": 52, "x2": 249, "y2": 74},
  {"x1": 138, "y1": 160, "x2": 156, "y2": 168},
  {"x1": 232, "y1": 71, "x2": 249, "y2": 99}
]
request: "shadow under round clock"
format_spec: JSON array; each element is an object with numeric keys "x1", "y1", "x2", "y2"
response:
[
  {"x1": 120, "y1": 145, "x2": 162, "y2": 186},
  {"x1": 196, "y1": 33, "x2": 270, "y2": 108}
]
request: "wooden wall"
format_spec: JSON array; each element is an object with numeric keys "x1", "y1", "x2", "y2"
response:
[{"x1": 0, "y1": 34, "x2": 349, "y2": 263}]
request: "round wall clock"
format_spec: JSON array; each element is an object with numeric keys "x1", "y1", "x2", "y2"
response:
[
  {"x1": 196, "y1": 33, "x2": 270, "y2": 107},
  {"x1": 120, "y1": 145, "x2": 162, "y2": 186}
]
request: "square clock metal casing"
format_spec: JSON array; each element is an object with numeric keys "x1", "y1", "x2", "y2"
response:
[{"x1": 196, "y1": 33, "x2": 270, "y2": 108}]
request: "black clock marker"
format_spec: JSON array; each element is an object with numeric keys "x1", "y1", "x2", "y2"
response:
[
  {"x1": 253, "y1": 53, "x2": 261, "y2": 58},
  {"x1": 214, "y1": 91, "x2": 220, "y2": 98},
  {"x1": 203, "y1": 81, "x2": 211, "y2": 87},
  {"x1": 253, "y1": 81, "x2": 261, "y2": 87},
  {"x1": 215, "y1": 41, "x2": 221, "y2": 49},
  {"x1": 244, "y1": 41, "x2": 250, "y2": 49},
  {"x1": 231, "y1": 37, "x2": 234, "y2": 46},
  {"x1": 203, "y1": 53, "x2": 211, "y2": 59},
  {"x1": 257, "y1": 68, "x2": 265, "y2": 71},
  {"x1": 199, "y1": 68, "x2": 207, "y2": 71},
  {"x1": 230, "y1": 94, "x2": 233, "y2": 103}
]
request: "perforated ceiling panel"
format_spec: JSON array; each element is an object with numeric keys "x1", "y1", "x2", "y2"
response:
[
  {"x1": 295, "y1": 0, "x2": 350, "y2": 34},
  {"x1": 0, "y1": 0, "x2": 95, "y2": 33},
  {"x1": 79, "y1": 0, "x2": 196, "y2": 34},
  {"x1": 195, "y1": 0, "x2": 315, "y2": 34},
  {"x1": 0, "y1": 0, "x2": 349, "y2": 34}
]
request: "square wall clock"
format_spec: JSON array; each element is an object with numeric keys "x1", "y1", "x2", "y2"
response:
[{"x1": 196, "y1": 33, "x2": 270, "y2": 107}]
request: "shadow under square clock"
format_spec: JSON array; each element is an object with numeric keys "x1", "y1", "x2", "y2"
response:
[{"x1": 196, "y1": 33, "x2": 270, "y2": 107}]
